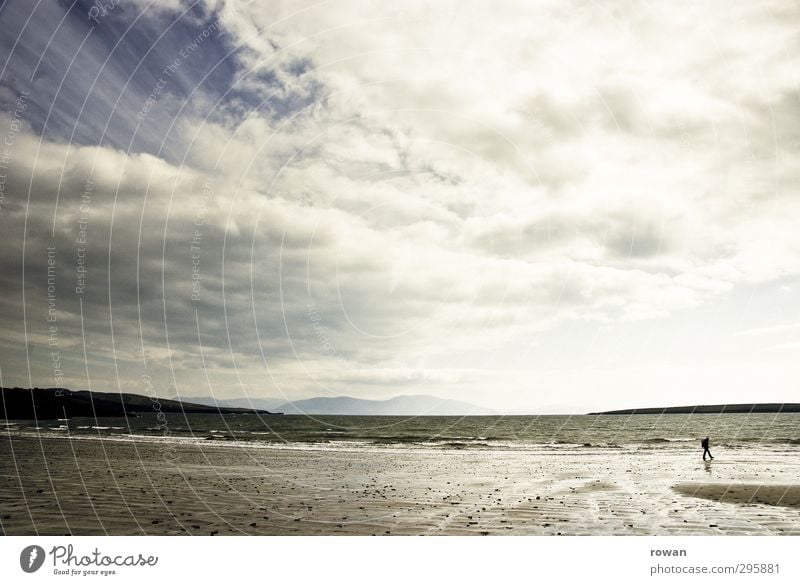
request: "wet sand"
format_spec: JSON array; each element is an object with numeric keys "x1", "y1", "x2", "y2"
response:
[
  {"x1": 674, "y1": 483, "x2": 800, "y2": 509},
  {"x1": 2, "y1": 434, "x2": 799, "y2": 535}
]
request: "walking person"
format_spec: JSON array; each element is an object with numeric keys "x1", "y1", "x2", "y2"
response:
[{"x1": 701, "y1": 437, "x2": 713, "y2": 460}]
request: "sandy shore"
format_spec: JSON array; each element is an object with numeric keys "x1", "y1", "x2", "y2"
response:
[{"x1": 2, "y1": 434, "x2": 799, "y2": 535}]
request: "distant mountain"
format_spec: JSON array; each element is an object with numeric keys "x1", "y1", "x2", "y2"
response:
[
  {"x1": 275, "y1": 394, "x2": 495, "y2": 416},
  {"x1": 589, "y1": 403, "x2": 800, "y2": 415},
  {"x1": 175, "y1": 395, "x2": 287, "y2": 412},
  {"x1": 0, "y1": 387, "x2": 274, "y2": 420}
]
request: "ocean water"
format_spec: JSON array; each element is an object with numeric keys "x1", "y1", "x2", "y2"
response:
[{"x1": 3, "y1": 413, "x2": 799, "y2": 451}]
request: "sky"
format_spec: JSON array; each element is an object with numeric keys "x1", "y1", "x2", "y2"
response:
[{"x1": 0, "y1": 0, "x2": 799, "y2": 413}]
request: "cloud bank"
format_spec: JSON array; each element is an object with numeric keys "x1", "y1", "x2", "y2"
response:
[{"x1": 1, "y1": 0, "x2": 799, "y2": 412}]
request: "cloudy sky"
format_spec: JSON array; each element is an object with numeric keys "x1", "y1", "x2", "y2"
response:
[{"x1": 0, "y1": 0, "x2": 799, "y2": 413}]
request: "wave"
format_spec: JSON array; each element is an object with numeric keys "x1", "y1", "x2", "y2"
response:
[
  {"x1": 4, "y1": 424, "x2": 800, "y2": 452},
  {"x1": 75, "y1": 425, "x2": 126, "y2": 430},
  {"x1": 367, "y1": 435, "x2": 498, "y2": 444},
  {"x1": 437, "y1": 441, "x2": 493, "y2": 449}
]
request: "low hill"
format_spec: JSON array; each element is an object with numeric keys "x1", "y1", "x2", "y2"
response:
[
  {"x1": 0, "y1": 387, "x2": 273, "y2": 420},
  {"x1": 589, "y1": 403, "x2": 800, "y2": 415}
]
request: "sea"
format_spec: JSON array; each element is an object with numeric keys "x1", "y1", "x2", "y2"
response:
[{"x1": 3, "y1": 413, "x2": 799, "y2": 451}]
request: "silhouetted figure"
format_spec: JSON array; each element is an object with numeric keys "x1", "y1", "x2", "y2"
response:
[{"x1": 701, "y1": 437, "x2": 713, "y2": 460}]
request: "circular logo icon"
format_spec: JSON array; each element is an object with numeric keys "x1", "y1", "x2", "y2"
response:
[{"x1": 20, "y1": 545, "x2": 46, "y2": 573}]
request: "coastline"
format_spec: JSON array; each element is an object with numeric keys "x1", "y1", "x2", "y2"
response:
[{"x1": 2, "y1": 433, "x2": 799, "y2": 536}]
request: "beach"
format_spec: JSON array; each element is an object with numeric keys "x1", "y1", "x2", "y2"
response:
[{"x1": 2, "y1": 434, "x2": 800, "y2": 535}]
